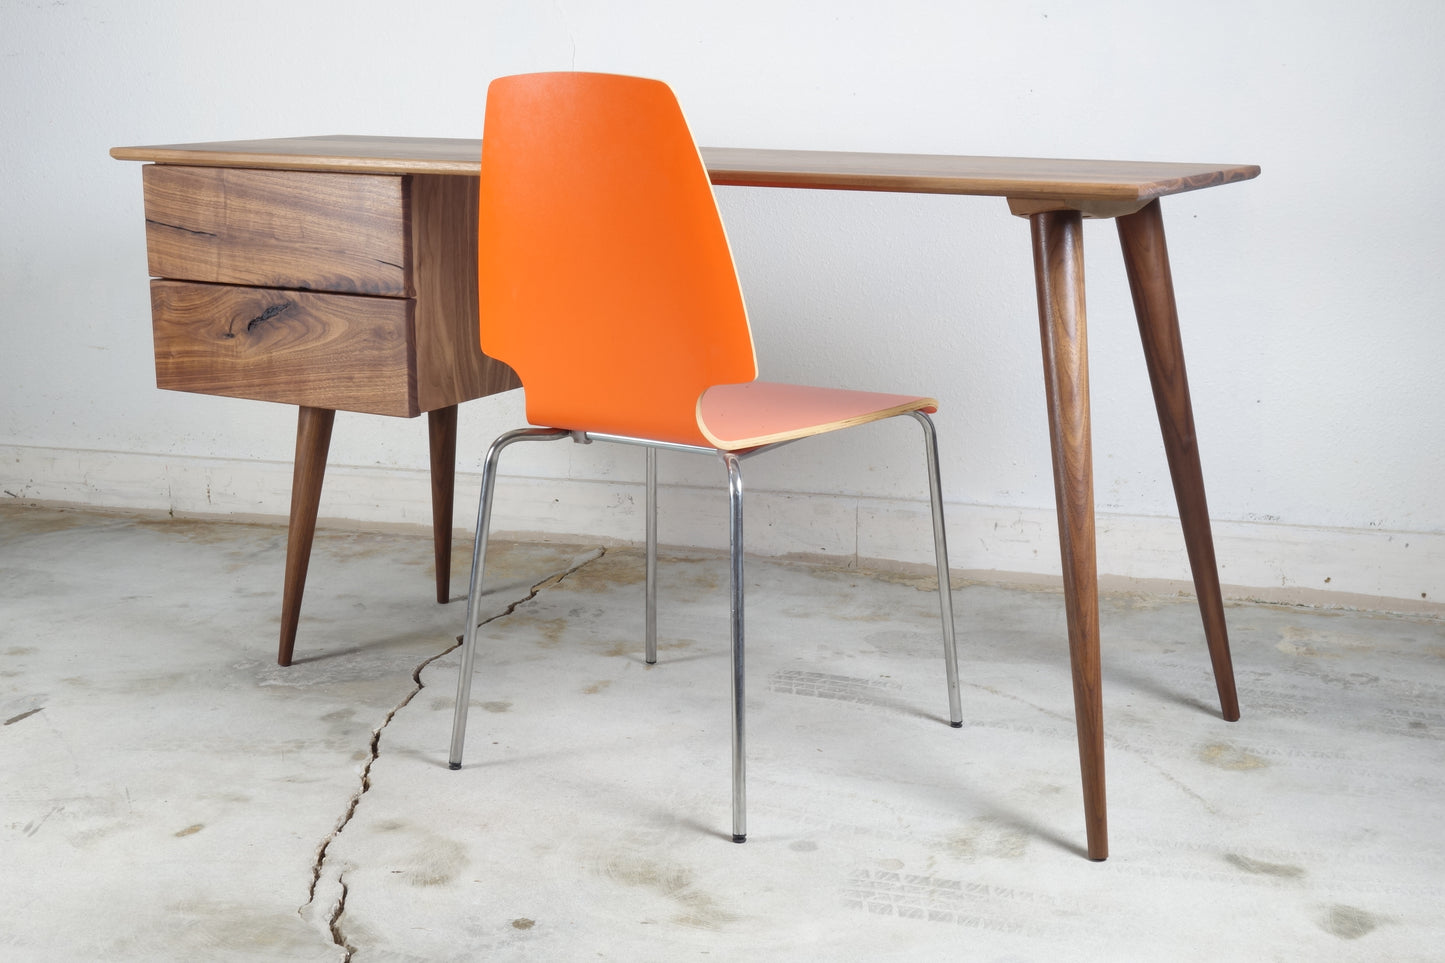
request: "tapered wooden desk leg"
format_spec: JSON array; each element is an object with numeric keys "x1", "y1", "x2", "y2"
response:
[
  {"x1": 1030, "y1": 210, "x2": 1108, "y2": 860},
  {"x1": 277, "y1": 406, "x2": 336, "y2": 667},
  {"x1": 428, "y1": 405, "x2": 459, "y2": 604},
  {"x1": 1116, "y1": 201, "x2": 1240, "y2": 722}
]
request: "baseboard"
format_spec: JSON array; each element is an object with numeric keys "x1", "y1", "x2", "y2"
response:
[{"x1": 3, "y1": 443, "x2": 1440, "y2": 616}]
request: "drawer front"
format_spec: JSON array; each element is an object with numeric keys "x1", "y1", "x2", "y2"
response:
[
  {"x1": 151, "y1": 280, "x2": 417, "y2": 416},
  {"x1": 143, "y1": 166, "x2": 409, "y2": 296}
]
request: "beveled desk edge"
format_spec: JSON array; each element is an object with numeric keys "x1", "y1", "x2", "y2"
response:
[{"x1": 111, "y1": 135, "x2": 1260, "y2": 205}]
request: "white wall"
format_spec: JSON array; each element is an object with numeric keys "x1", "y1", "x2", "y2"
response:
[{"x1": 2, "y1": 1, "x2": 1441, "y2": 607}]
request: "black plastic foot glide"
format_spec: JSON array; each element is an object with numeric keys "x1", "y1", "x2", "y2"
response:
[
  {"x1": 732, "y1": 834, "x2": 747, "y2": 844},
  {"x1": 448, "y1": 762, "x2": 461, "y2": 771}
]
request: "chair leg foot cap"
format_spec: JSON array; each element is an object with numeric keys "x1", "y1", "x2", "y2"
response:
[
  {"x1": 448, "y1": 762, "x2": 461, "y2": 771},
  {"x1": 950, "y1": 721, "x2": 963, "y2": 728},
  {"x1": 732, "y1": 834, "x2": 747, "y2": 844}
]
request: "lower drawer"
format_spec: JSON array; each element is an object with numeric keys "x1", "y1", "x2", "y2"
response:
[{"x1": 150, "y1": 280, "x2": 419, "y2": 417}]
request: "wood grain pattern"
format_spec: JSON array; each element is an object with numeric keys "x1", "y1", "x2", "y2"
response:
[
  {"x1": 703, "y1": 147, "x2": 1259, "y2": 204},
  {"x1": 1117, "y1": 200, "x2": 1240, "y2": 722},
  {"x1": 150, "y1": 280, "x2": 416, "y2": 416},
  {"x1": 114, "y1": 135, "x2": 485, "y2": 175},
  {"x1": 142, "y1": 167, "x2": 516, "y2": 415},
  {"x1": 143, "y1": 165, "x2": 408, "y2": 295},
  {"x1": 428, "y1": 405, "x2": 458, "y2": 604},
  {"x1": 410, "y1": 174, "x2": 521, "y2": 411},
  {"x1": 1031, "y1": 209, "x2": 1108, "y2": 861},
  {"x1": 278, "y1": 406, "x2": 335, "y2": 666},
  {"x1": 114, "y1": 136, "x2": 1260, "y2": 209}
]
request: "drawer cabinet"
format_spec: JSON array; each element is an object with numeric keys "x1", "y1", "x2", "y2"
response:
[
  {"x1": 112, "y1": 138, "x2": 525, "y2": 668},
  {"x1": 141, "y1": 165, "x2": 518, "y2": 416}
]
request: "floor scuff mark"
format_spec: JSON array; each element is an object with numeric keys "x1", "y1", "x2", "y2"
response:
[{"x1": 299, "y1": 548, "x2": 607, "y2": 957}]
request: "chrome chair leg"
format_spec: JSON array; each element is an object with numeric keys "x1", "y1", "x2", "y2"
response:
[
  {"x1": 645, "y1": 447, "x2": 658, "y2": 665},
  {"x1": 449, "y1": 428, "x2": 570, "y2": 770},
  {"x1": 910, "y1": 411, "x2": 963, "y2": 727},
  {"x1": 723, "y1": 451, "x2": 747, "y2": 842}
]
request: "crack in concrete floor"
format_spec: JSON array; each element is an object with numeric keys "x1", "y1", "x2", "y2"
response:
[{"x1": 301, "y1": 547, "x2": 608, "y2": 960}]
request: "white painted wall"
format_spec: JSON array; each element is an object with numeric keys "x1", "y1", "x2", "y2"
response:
[{"x1": 2, "y1": 1, "x2": 1441, "y2": 606}]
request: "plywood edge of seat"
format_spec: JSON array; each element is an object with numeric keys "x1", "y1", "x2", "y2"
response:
[{"x1": 696, "y1": 381, "x2": 937, "y2": 451}]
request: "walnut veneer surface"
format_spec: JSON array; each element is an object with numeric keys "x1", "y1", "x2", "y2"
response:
[{"x1": 114, "y1": 135, "x2": 1258, "y2": 210}]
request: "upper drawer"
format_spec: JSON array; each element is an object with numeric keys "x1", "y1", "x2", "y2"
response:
[{"x1": 142, "y1": 165, "x2": 410, "y2": 296}]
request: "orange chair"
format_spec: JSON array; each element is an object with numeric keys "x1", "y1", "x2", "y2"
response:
[{"x1": 448, "y1": 72, "x2": 961, "y2": 842}]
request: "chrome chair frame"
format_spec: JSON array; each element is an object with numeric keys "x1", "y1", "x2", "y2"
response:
[{"x1": 448, "y1": 411, "x2": 960, "y2": 843}]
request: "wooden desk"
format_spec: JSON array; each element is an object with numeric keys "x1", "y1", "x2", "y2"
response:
[{"x1": 112, "y1": 135, "x2": 1259, "y2": 860}]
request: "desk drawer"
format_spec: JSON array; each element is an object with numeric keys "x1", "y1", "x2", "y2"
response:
[
  {"x1": 143, "y1": 166, "x2": 409, "y2": 296},
  {"x1": 151, "y1": 280, "x2": 418, "y2": 416}
]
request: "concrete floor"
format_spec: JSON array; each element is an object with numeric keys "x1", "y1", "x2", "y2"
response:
[{"x1": 2, "y1": 503, "x2": 1442, "y2": 961}]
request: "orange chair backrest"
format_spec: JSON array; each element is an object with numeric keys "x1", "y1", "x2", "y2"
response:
[{"x1": 477, "y1": 72, "x2": 758, "y2": 447}]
